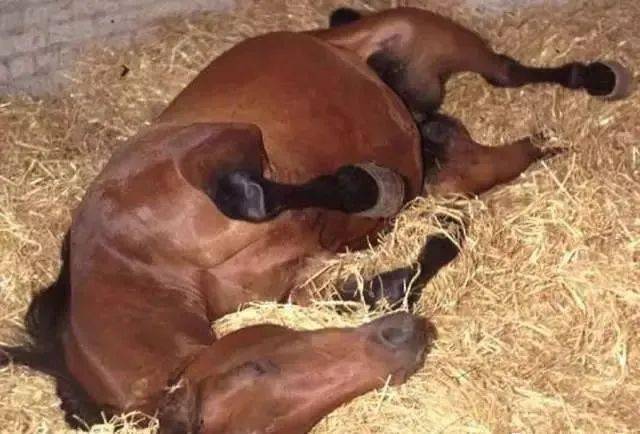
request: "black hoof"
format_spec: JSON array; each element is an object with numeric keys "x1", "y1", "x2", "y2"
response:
[
  {"x1": 213, "y1": 171, "x2": 273, "y2": 222},
  {"x1": 584, "y1": 61, "x2": 633, "y2": 100},
  {"x1": 341, "y1": 267, "x2": 416, "y2": 310}
]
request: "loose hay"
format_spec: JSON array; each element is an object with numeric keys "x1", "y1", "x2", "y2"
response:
[{"x1": 1, "y1": 0, "x2": 639, "y2": 432}]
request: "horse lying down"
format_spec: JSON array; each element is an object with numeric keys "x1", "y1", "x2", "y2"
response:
[{"x1": 0, "y1": 6, "x2": 631, "y2": 434}]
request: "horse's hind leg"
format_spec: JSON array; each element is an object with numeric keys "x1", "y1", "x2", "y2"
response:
[
  {"x1": 213, "y1": 162, "x2": 406, "y2": 223},
  {"x1": 470, "y1": 48, "x2": 633, "y2": 100},
  {"x1": 319, "y1": 7, "x2": 631, "y2": 111},
  {"x1": 420, "y1": 113, "x2": 562, "y2": 196},
  {"x1": 333, "y1": 114, "x2": 557, "y2": 310}
]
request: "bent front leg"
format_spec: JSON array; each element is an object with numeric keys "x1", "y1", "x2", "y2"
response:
[
  {"x1": 211, "y1": 162, "x2": 406, "y2": 222},
  {"x1": 339, "y1": 216, "x2": 463, "y2": 310}
]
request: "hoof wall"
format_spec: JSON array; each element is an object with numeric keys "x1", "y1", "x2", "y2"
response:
[
  {"x1": 353, "y1": 162, "x2": 406, "y2": 219},
  {"x1": 590, "y1": 61, "x2": 633, "y2": 100}
]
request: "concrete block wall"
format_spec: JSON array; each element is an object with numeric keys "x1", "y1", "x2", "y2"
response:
[{"x1": 0, "y1": 0, "x2": 234, "y2": 95}]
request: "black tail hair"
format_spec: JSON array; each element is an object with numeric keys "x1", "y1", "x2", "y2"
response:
[
  {"x1": 0, "y1": 232, "x2": 103, "y2": 428},
  {"x1": 329, "y1": 7, "x2": 363, "y2": 28}
]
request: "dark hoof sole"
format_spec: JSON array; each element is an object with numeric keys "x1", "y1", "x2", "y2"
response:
[
  {"x1": 586, "y1": 61, "x2": 633, "y2": 100},
  {"x1": 352, "y1": 163, "x2": 405, "y2": 219}
]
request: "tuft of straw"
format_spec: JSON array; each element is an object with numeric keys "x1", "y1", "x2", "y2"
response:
[{"x1": 1, "y1": 0, "x2": 639, "y2": 432}]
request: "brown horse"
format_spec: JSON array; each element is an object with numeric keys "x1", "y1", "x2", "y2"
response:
[{"x1": 1, "y1": 6, "x2": 631, "y2": 434}]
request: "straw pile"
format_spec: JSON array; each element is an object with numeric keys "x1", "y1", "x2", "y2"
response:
[{"x1": 1, "y1": 0, "x2": 638, "y2": 432}]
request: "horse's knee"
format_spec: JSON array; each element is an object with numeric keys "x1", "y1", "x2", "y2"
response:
[{"x1": 420, "y1": 114, "x2": 463, "y2": 145}]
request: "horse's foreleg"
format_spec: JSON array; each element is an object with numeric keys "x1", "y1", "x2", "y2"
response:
[
  {"x1": 212, "y1": 163, "x2": 406, "y2": 223},
  {"x1": 338, "y1": 216, "x2": 462, "y2": 310}
]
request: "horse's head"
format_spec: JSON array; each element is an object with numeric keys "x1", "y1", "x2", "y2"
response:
[{"x1": 159, "y1": 312, "x2": 435, "y2": 433}]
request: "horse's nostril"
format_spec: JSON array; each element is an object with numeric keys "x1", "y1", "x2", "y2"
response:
[
  {"x1": 379, "y1": 324, "x2": 413, "y2": 347},
  {"x1": 365, "y1": 312, "x2": 434, "y2": 351}
]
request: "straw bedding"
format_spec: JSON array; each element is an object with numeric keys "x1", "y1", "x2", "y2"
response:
[{"x1": 0, "y1": 0, "x2": 638, "y2": 432}]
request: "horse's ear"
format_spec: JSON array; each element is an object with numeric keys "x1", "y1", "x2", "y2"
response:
[
  {"x1": 157, "y1": 377, "x2": 202, "y2": 434},
  {"x1": 176, "y1": 122, "x2": 266, "y2": 191},
  {"x1": 329, "y1": 7, "x2": 362, "y2": 28}
]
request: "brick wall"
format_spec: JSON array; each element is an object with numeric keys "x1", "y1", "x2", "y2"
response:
[{"x1": 0, "y1": 0, "x2": 235, "y2": 95}]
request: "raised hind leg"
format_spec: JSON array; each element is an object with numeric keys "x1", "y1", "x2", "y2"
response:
[
  {"x1": 212, "y1": 162, "x2": 406, "y2": 222},
  {"x1": 318, "y1": 7, "x2": 632, "y2": 115},
  {"x1": 420, "y1": 113, "x2": 562, "y2": 196},
  {"x1": 471, "y1": 51, "x2": 632, "y2": 100}
]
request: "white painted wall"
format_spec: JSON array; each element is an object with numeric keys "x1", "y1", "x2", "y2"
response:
[{"x1": 0, "y1": 0, "x2": 234, "y2": 95}]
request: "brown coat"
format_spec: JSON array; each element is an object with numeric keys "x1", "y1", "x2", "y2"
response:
[{"x1": 64, "y1": 31, "x2": 422, "y2": 413}]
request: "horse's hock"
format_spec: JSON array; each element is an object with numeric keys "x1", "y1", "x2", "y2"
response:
[{"x1": 0, "y1": 0, "x2": 235, "y2": 95}]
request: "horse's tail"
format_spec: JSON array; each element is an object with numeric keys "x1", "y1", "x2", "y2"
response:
[
  {"x1": 329, "y1": 7, "x2": 363, "y2": 28},
  {"x1": 0, "y1": 233, "x2": 103, "y2": 427},
  {"x1": 1, "y1": 232, "x2": 70, "y2": 367}
]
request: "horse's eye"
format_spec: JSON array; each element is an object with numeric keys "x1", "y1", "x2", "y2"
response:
[{"x1": 238, "y1": 359, "x2": 280, "y2": 377}]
